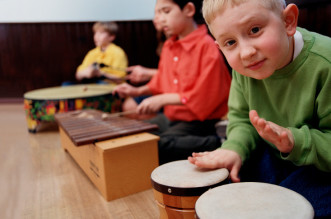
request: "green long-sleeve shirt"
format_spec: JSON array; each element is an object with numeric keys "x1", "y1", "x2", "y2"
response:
[{"x1": 221, "y1": 27, "x2": 331, "y2": 172}]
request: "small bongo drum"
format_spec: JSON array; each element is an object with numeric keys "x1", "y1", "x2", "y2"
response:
[
  {"x1": 24, "y1": 84, "x2": 122, "y2": 132},
  {"x1": 195, "y1": 182, "x2": 314, "y2": 219},
  {"x1": 151, "y1": 160, "x2": 229, "y2": 219}
]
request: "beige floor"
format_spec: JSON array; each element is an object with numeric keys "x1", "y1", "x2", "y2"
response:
[{"x1": 0, "y1": 103, "x2": 159, "y2": 219}]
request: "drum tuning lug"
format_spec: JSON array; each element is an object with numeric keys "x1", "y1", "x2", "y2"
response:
[{"x1": 168, "y1": 188, "x2": 172, "y2": 194}]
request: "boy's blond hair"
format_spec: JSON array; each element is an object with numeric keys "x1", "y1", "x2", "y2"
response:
[
  {"x1": 93, "y1": 21, "x2": 118, "y2": 36},
  {"x1": 202, "y1": 0, "x2": 286, "y2": 25}
]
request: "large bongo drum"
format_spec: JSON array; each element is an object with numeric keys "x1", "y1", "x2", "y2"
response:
[
  {"x1": 195, "y1": 182, "x2": 314, "y2": 219},
  {"x1": 151, "y1": 160, "x2": 229, "y2": 219},
  {"x1": 24, "y1": 84, "x2": 122, "y2": 132}
]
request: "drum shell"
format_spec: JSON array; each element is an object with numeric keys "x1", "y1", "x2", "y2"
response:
[
  {"x1": 153, "y1": 188, "x2": 199, "y2": 209},
  {"x1": 156, "y1": 201, "x2": 196, "y2": 219},
  {"x1": 152, "y1": 178, "x2": 228, "y2": 209}
]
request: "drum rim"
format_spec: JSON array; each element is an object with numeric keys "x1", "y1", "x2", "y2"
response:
[
  {"x1": 23, "y1": 84, "x2": 114, "y2": 100},
  {"x1": 151, "y1": 177, "x2": 228, "y2": 197},
  {"x1": 24, "y1": 94, "x2": 113, "y2": 101}
]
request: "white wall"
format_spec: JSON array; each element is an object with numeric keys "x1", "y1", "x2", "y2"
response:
[{"x1": 0, "y1": 0, "x2": 155, "y2": 23}]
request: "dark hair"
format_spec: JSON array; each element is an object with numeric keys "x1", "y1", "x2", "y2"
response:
[{"x1": 172, "y1": 0, "x2": 204, "y2": 24}]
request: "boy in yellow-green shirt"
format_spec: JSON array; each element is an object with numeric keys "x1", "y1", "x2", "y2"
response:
[{"x1": 76, "y1": 22, "x2": 128, "y2": 83}]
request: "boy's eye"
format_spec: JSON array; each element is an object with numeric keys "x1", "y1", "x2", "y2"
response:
[
  {"x1": 162, "y1": 7, "x2": 171, "y2": 14},
  {"x1": 250, "y1": 27, "x2": 260, "y2": 34},
  {"x1": 225, "y1": 40, "x2": 236, "y2": 47}
]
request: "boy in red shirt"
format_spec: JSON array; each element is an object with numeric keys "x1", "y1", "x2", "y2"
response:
[{"x1": 114, "y1": 0, "x2": 231, "y2": 164}]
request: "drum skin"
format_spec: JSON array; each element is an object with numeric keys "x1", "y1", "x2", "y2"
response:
[
  {"x1": 195, "y1": 182, "x2": 314, "y2": 219},
  {"x1": 24, "y1": 84, "x2": 122, "y2": 132}
]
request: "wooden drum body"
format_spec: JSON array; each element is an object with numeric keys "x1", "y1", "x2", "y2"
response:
[
  {"x1": 24, "y1": 84, "x2": 122, "y2": 132},
  {"x1": 195, "y1": 182, "x2": 314, "y2": 219},
  {"x1": 151, "y1": 160, "x2": 229, "y2": 219}
]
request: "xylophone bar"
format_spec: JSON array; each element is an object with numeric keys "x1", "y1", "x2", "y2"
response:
[{"x1": 55, "y1": 109, "x2": 158, "y2": 146}]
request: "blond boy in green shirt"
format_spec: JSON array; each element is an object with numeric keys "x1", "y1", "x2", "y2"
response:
[{"x1": 189, "y1": 0, "x2": 331, "y2": 217}]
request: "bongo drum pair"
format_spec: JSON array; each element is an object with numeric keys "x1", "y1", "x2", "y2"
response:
[
  {"x1": 24, "y1": 84, "x2": 122, "y2": 132},
  {"x1": 151, "y1": 160, "x2": 314, "y2": 219}
]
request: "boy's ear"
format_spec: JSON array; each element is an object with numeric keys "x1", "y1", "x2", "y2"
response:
[
  {"x1": 283, "y1": 3, "x2": 299, "y2": 37},
  {"x1": 214, "y1": 41, "x2": 220, "y2": 50},
  {"x1": 109, "y1": 34, "x2": 116, "y2": 42},
  {"x1": 183, "y1": 2, "x2": 196, "y2": 18}
]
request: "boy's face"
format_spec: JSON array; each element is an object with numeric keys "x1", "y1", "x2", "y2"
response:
[
  {"x1": 210, "y1": 1, "x2": 294, "y2": 80},
  {"x1": 155, "y1": 0, "x2": 190, "y2": 38},
  {"x1": 93, "y1": 29, "x2": 114, "y2": 49}
]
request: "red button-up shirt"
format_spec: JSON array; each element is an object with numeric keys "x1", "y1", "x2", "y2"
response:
[{"x1": 148, "y1": 25, "x2": 231, "y2": 121}]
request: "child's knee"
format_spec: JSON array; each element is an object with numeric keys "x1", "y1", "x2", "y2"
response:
[{"x1": 122, "y1": 97, "x2": 138, "y2": 111}]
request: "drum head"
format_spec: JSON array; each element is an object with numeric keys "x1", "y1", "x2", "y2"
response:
[
  {"x1": 195, "y1": 182, "x2": 314, "y2": 219},
  {"x1": 151, "y1": 160, "x2": 229, "y2": 196},
  {"x1": 24, "y1": 84, "x2": 115, "y2": 100}
]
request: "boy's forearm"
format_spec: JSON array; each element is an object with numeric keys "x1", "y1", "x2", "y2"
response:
[
  {"x1": 145, "y1": 68, "x2": 158, "y2": 77},
  {"x1": 159, "y1": 93, "x2": 182, "y2": 106},
  {"x1": 287, "y1": 126, "x2": 331, "y2": 172},
  {"x1": 135, "y1": 85, "x2": 153, "y2": 96}
]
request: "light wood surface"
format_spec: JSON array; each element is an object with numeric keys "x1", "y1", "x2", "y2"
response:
[{"x1": 0, "y1": 103, "x2": 159, "y2": 219}]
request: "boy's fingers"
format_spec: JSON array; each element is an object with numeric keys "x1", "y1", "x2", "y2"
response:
[
  {"x1": 192, "y1": 152, "x2": 209, "y2": 157},
  {"x1": 196, "y1": 157, "x2": 222, "y2": 169},
  {"x1": 249, "y1": 110, "x2": 258, "y2": 120},
  {"x1": 188, "y1": 156, "x2": 196, "y2": 164},
  {"x1": 229, "y1": 165, "x2": 241, "y2": 183},
  {"x1": 126, "y1": 66, "x2": 135, "y2": 71},
  {"x1": 249, "y1": 110, "x2": 261, "y2": 128}
]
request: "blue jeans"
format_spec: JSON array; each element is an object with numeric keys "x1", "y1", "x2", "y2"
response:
[
  {"x1": 133, "y1": 95, "x2": 151, "y2": 104},
  {"x1": 239, "y1": 146, "x2": 331, "y2": 218}
]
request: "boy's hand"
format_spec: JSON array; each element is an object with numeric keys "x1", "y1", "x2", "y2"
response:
[
  {"x1": 137, "y1": 93, "x2": 181, "y2": 114},
  {"x1": 76, "y1": 66, "x2": 99, "y2": 80},
  {"x1": 112, "y1": 83, "x2": 136, "y2": 98},
  {"x1": 188, "y1": 149, "x2": 242, "y2": 183},
  {"x1": 137, "y1": 95, "x2": 164, "y2": 114},
  {"x1": 89, "y1": 64, "x2": 102, "y2": 78},
  {"x1": 126, "y1": 65, "x2": 152, "y2": 84},
  {"x1": 249, "y1": 110, "x2": 294, "y2": 153}
]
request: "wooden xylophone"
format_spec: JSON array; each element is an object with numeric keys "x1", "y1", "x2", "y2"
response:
[
  {"x1": 55, "y1": 109, "x2": 158, "y2": 146},
  {"x1": 55, "y1": 109, "x2": 160, "y2": 201}
]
